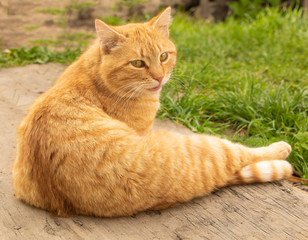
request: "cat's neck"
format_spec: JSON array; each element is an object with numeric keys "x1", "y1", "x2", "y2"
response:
[
  {"x1": 99, "y1": 89, "x2": 160, "y2": 135},
  {"x1": 60, "y1": 43, "x2": 160, "y2": 135}
]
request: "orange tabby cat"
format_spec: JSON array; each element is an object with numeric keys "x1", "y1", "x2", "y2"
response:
[{"x1": 12, "y1": 7, "x2": 293, "y2": 217}]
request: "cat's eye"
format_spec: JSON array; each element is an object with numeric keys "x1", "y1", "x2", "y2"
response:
[
  {"x1": 131, "y1": 60, "x2": 145, "y2": 68},
  {"x1": 160, "y1": 52, "x2": 168, "y2": 62}
]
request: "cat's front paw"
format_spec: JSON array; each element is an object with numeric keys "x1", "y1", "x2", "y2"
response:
[{"x1": 269, "y1": 141, "x2": 292, "y2": 160}]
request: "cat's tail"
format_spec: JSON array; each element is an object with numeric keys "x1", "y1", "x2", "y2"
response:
[{"x1": 228, "y1": 160, "x2": 293, "y2": 185}]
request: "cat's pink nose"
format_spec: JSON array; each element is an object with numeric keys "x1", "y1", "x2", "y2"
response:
[
  {"x1": 154, "y1": 76, "x2": 164, "y2": 83},
  {"x1": 153, "y1": 76, "x2": 164, "y2": 83}
]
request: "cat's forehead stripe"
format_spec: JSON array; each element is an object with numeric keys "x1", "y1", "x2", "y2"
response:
[
  {"x1": 122, "y1": 26, "x2": 164, "y2": 56},
  {"x1": 140, "y1": 48, "x2": 144, "y2": 58},
  {"x1": 141, "y1": 33, "x2": 161, "y2": 55}
]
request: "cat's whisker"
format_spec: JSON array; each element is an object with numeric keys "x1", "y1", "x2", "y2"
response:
[
  {"x1": 114, "y1": 82, "x2": 142, "y2": 99},
  {"x1": 124, "y1": 83, "x2": 150, "y2": 106},
  {"x1": 109, "y1": 82, "x2": 143, "y2": 107},
  {"x1": 117, "y1": 81, "x2": 154, "y2": 108},
  {"x1": 122, "y1": 84, "x2": 145, "y2": 109},
  {"x1": 114, "y1": 86, "x2": 144, "y2": 108},
  {"x1": 107, "y1": 82, "x2": 141, "y2": 100}
]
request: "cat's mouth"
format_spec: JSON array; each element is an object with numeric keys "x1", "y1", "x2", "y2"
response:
[{"x1": 148, "y1": 83, "x2": 161, "y2": 92}]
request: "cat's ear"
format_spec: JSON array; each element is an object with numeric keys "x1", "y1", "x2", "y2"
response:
[
  {"x1": 149, "y1": 7, "x2": 172, "y2": 38},
  {"x1": 95, "y1": 19, "x2": 125, "y2": 52}
]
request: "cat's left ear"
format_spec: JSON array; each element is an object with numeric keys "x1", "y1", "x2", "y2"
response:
[
  {"x1": 149, "y1": 7, "x2": 172, "y2": 38},
  {"x1": 95, "y1": 19, "x2": 125, "y2": 52}
]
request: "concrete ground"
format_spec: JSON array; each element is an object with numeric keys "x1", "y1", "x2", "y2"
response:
[{"x1": 0, "y1": 64, "x2": 307, "y2": 239}]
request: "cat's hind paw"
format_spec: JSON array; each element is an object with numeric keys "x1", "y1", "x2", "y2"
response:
[{"x1": 268, "y1": 141, "x2": 292, "y2": 160}]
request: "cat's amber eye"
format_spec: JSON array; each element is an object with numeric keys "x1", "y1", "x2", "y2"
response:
[
  {"x1": 160, "y1": 52, "x2": 168, "y2": 62},
  {"x1": 131, "y1": 60, "x2": 145, "y2": 68}
]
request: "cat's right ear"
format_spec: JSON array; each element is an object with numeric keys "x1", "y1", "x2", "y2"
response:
[
  {"x1": 95, "y1": 19, "x2": 125, "y2": 53},
  {"x1": 149, "y1": 7, "x2": 172, "y2": 38}
]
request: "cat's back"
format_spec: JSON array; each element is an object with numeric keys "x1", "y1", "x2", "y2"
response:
[
  {"x1": 17, "y1": 82, "x2": 101, "y2": 140},
  {"x1": 12, "y1": 76, "x2": 133, "y2": 213},
  {"x1": 16, "y1": 75, "x2": 132, "y2": 157}
]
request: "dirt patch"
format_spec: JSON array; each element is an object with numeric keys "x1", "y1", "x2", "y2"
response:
[
  {"x1": 0, "y1": 0, "x2": 174, "y2": 50},
  {"x1": 0, "y1": 0, "x2": 120, "y2": 49}
]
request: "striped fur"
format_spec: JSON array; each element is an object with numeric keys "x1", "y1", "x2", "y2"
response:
[
  {"x1": 228, "y1": 160, "x2": 293, "y2": 185},
  {"x1": 12, "y1": 8, "x2": 293, "y2": 217}
]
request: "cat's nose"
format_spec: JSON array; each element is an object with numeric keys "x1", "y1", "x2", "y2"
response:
[{"x1": 153, "y1": 76, "x2": 164, "y2": 83}]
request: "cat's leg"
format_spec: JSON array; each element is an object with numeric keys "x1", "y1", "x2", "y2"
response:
[
  {"x1": 145, "y1": 134, "x2": 292, "y2": 212},
  {"x1": 150, "y1": 158, "x2": 294, "y2": 210},
  {"x1": 90, "y1": 130, "x2": 293, "y2": 216},
  {"x1": 247, "y1": 141, "x2": 292, "y2": 162},
  {"x1": 225, "y1": 142, "x2": 293, "y2": 185},
  {"x1": 56, "y1": 125, "x2": 292, "y2": 217},
  {"x1": 227, "y1": 160, "x2": 293, "y2": 185}
]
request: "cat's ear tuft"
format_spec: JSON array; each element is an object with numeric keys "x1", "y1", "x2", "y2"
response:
[
  {"x1": 149, "y1": 7, "x2": 172, "y2": 38},
  {"x1": 95, "y1": 19, "x2": 125, "y2": 53}
]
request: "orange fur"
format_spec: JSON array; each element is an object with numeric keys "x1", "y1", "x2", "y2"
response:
[{"x1": 12, "y1": 7, "x2": 293, "y2": 217}]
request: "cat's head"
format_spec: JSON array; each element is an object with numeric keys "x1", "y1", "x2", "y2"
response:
[{"x1": 95, "y1": 7, "x2": 176, "y2": 96}]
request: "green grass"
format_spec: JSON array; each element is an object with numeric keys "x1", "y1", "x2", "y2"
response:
[
  {"x1": 25, "y1": 25, "x2": 40, "y2": 31},
  {"x1": 36, "y1": 7, "x2": 68, "y2": 27},
  {"x1": 66, "y1": 1, "x2": 97, "y2": 11},
  {"x1": 29, "y1": 39, "x2": 64, "y2": 47},
  {"x1": 59, "y1": 32, "x2": 94, "y2": 42},
  {"x1": 99, "y1": 16, "x2": 126, "y2": 26},
  {"x1": 55, "y1": 18, "x2": 68, "y2": 27},
  {"x1": 111, "y1": 0, "x2": 147, "y2": 11},
  {"x1": 36, "y1": 8, "x2": 68, "y2": 15},
  {"x1": 160, "y1": 8, "x2": 308, "y2": 178},
  {"x1": 29, "y1": 32, "x2": 95, "y2": 49},
  {"x1": 0, "y1": 8, "x2": 307, "y2": 178},
  {"x1": 0, "y1": 47, "x2": 81, "y2": 67}
]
